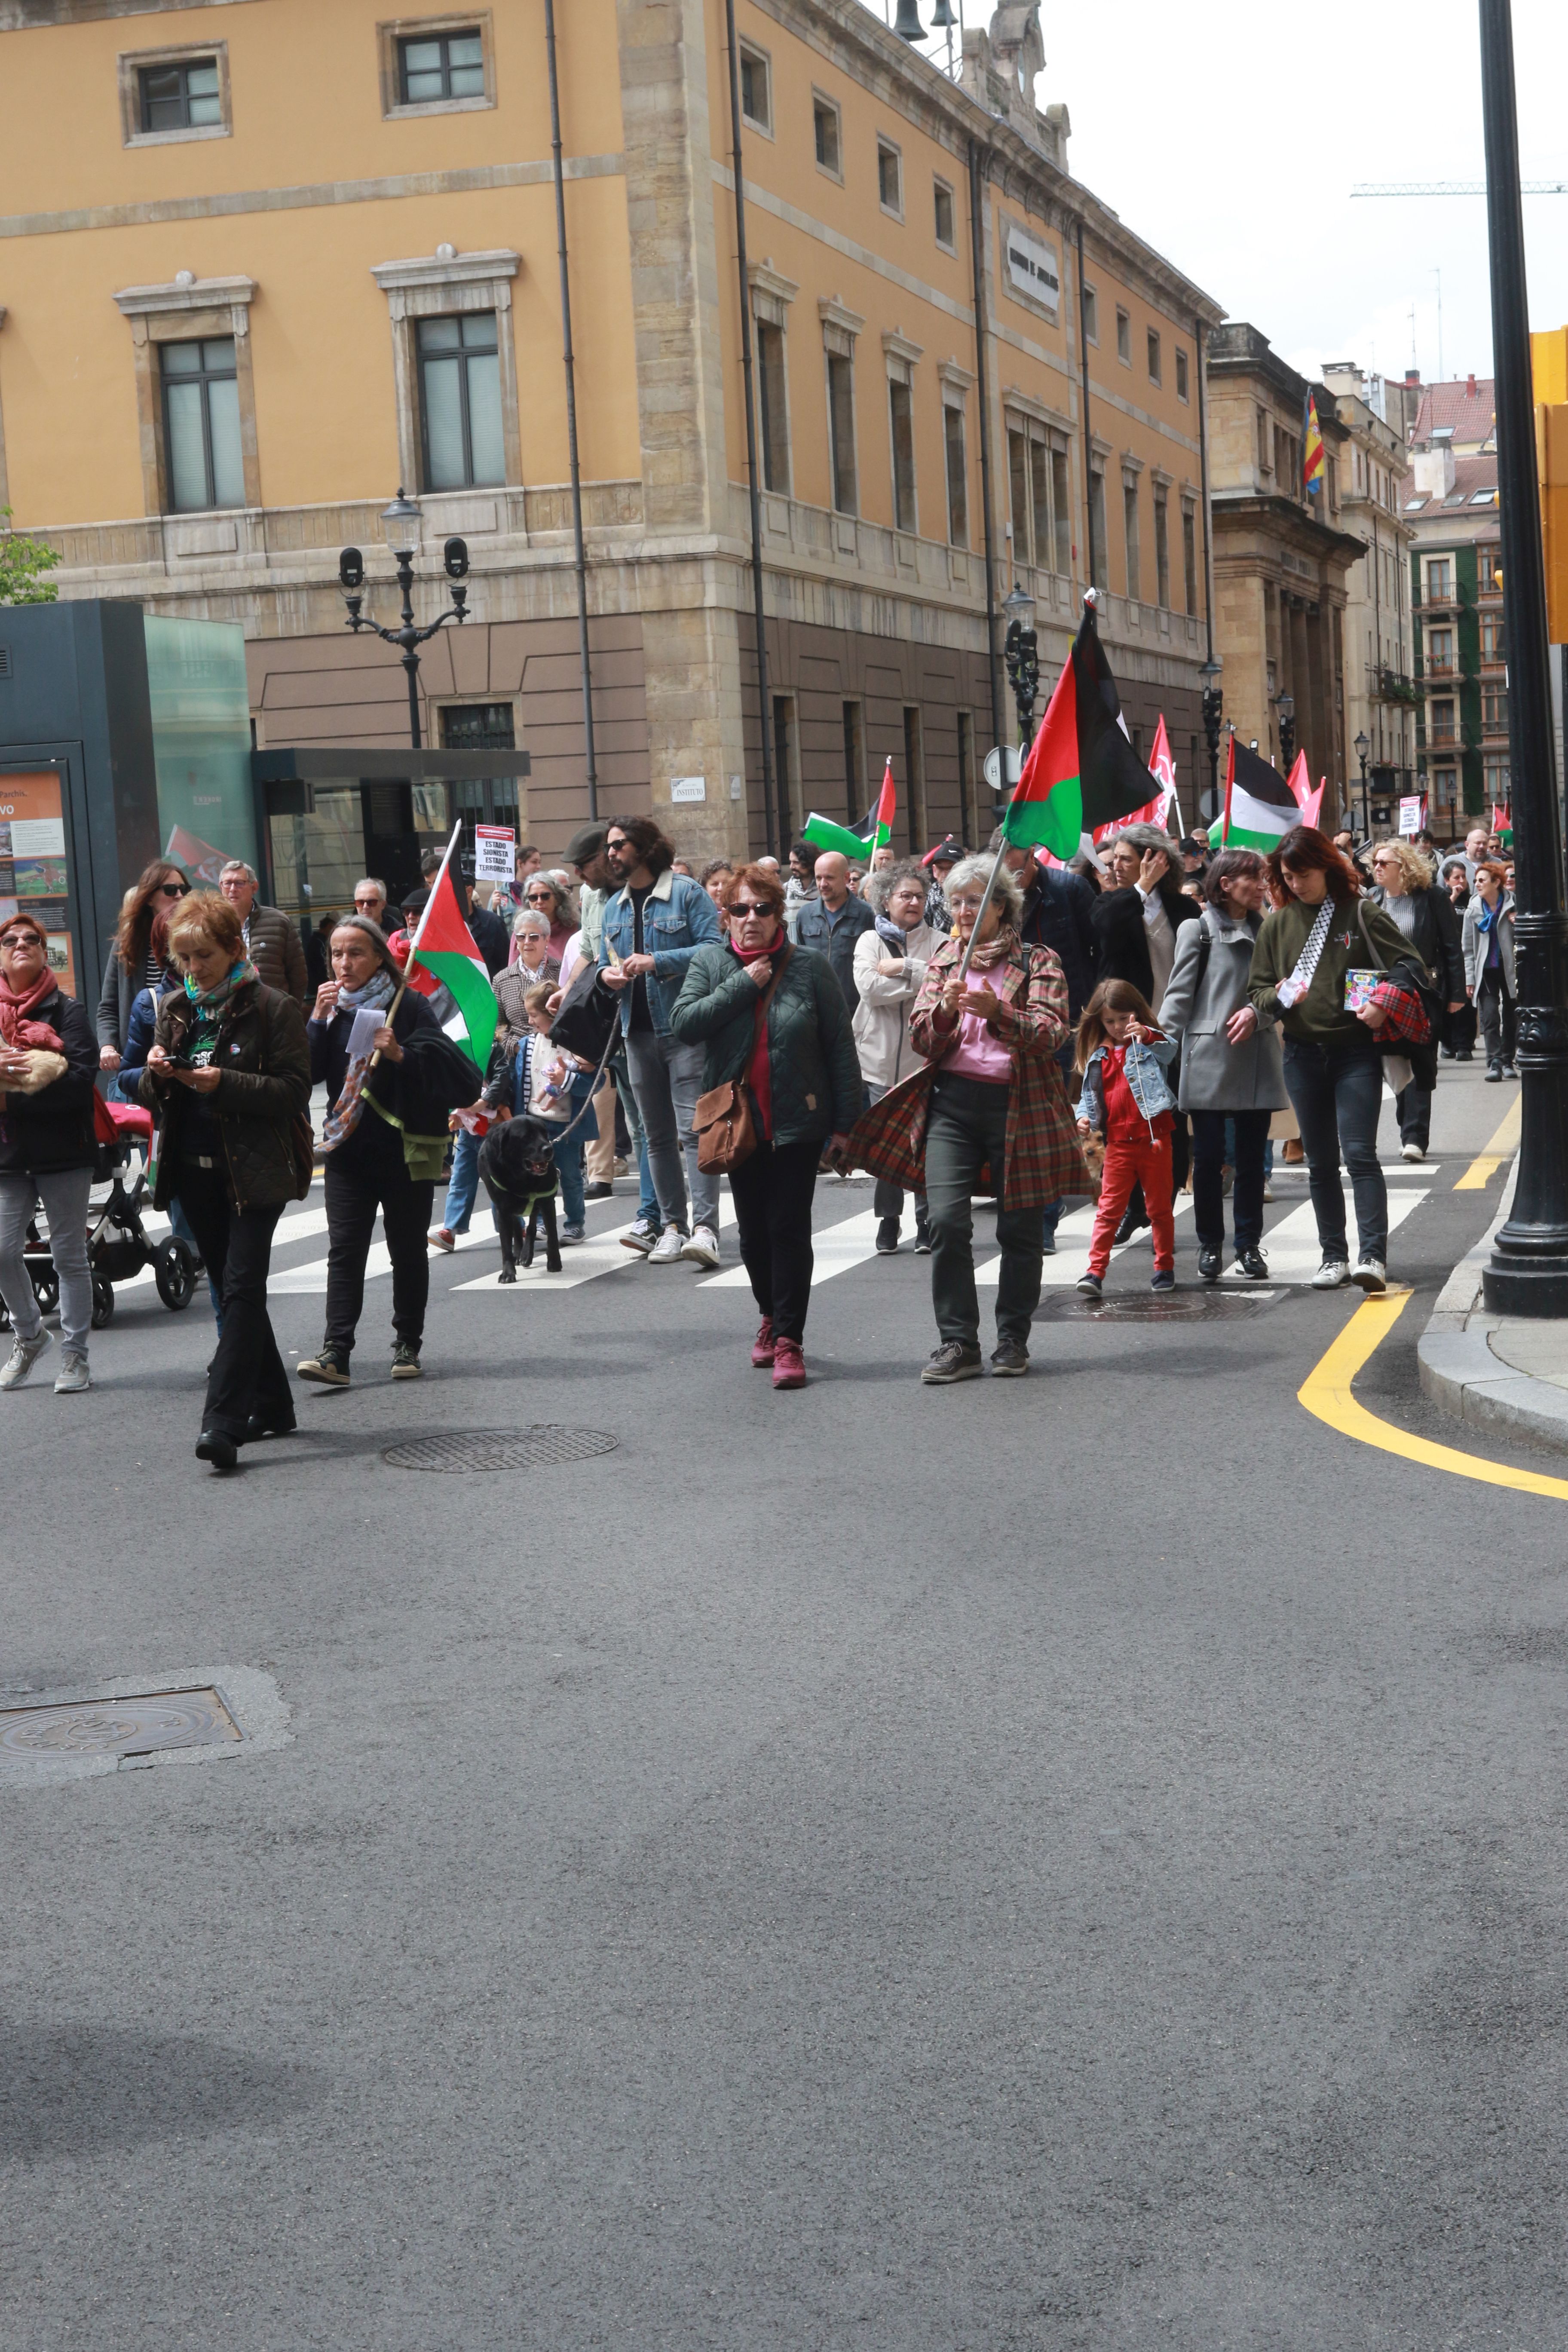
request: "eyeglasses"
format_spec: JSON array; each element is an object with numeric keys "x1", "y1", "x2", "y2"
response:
[
  {"x1": 0, "y1": 931, "x2": 44, "y2": 952},
  {"x1": 157, "y1": 882, "x2": 189, "y2": 898},
  {"x1": 729, "y1": 901, "x2": 775, "y2": 919},
  {"x1": 525, "y1": 890, "x2": 555, "y2": 902}
]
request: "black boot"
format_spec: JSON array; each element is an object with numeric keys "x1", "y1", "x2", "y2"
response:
[
  {"x1": 1197, "y1": 1246, "x2": 1221, "y2": 1282},
  {"x1": 875, "y1": 1218, "x2": 900, "y2": 1255}
]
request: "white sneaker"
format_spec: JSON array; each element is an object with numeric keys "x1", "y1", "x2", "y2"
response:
[
  {"x1": 53, "y1": 1351, "x2": 91, "y2": 1394},
  {"x1": 1311, "y1": 1258, "x2": 1351, "y2": 1290},
  {"x1": 0, "y1": 1329, "x2": 50, "y2": 1390},
  {"x1": 682, "y1": 1223, "x2": 720, "y2": 1269},
  {"x1": 648, "y1": 1224, "x2": 686, "y2": 1265},
  {"x1": 1352, "y1": 1257, "x2": 1388, "y2": 1294},
  {"x1": 1261, "y1": 1179, "x2": 1274, "y2": 1203},
  {"x1": 1400, "y1": 1142, "x2": 1425, "y2": 1163}
]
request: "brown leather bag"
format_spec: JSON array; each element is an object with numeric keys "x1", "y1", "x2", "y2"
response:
[{"x1": 693, "y1": 946, "x2": 791, "y2": 1175}]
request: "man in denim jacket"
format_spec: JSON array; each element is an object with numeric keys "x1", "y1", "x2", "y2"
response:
[{"x1": 600, "y1": 815, "x2": 724, "y2": 1266}]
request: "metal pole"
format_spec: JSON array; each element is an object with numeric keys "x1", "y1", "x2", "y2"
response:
[
  {"x1": 1479, "y1": 0, "x2": 1568, "y2": 1315},
  {"x1": 1196, "y1": 317, "x2": 1219, "y2": 824},
  {"x1": 724, "y1": 0, "x2": 778, "y2": 858},
  {"x1": 544, "y1": 0, "x2": 598, "y2": 821},
  {"x1": 968, "y1": 138, "x2": 1005, "y2": 771},
  {"x1": 397, "y1": 551, "x2": 421, "y2": 749},
  {"x1": 1077, "y1": 220, "x2": 1096, "y2": 596}
]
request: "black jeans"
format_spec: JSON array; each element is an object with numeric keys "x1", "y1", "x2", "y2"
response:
[
  {"x1": 323, "y1": 1136, "x2": 435, "y2": 1356},
  {"x1": 1281, "y1": 1035, "x2": 1388, "y2": 1262},
  {"x1": 1190, "y1": 1108, "x2": 1269, "y2": 1251},
  {"x1": 727, "y1": 1134, "x2": 821, "y2": 1342},
  {"x1": 1396, "y1": 1079, "x2": 1432, "y2": 1153},
  {"x1": 925, "y1": 1072, "x2": 1042, "y2": 1348},
  {"x1": 175, "y1": 1161, "x2": 292, "y2": 1441},
  {"x1": 1477, "y1": 971, "x2": 1516, "y2": 1068}
]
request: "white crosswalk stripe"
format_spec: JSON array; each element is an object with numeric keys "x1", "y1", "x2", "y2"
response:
[
  {"x1": 699, "y1": 1206, "x2": 886, "y2": 1287},
  {"x1": 453, "y1": 1195, "x2": 735, "y2": 1294},
  {"x1": 1220, "y1": 1185, "x2": 1428, "y2": 1283}
]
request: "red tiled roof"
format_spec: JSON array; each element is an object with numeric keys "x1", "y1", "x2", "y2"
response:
[
  {"x1": 1397, "y1": 450, "x2": 1498, "y2": 513},
  {"x1": 1411, "y1": 377, "x2": 1496, "y2": 450}
]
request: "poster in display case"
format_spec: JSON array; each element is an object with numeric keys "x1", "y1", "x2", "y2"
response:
[{"x1": 0, "y1": 771, "x2": 76, "y2": 996}]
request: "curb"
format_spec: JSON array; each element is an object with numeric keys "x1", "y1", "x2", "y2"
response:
[{"x1": 1415, "y1": 1158, "x2": 1568, "y2": 1451}]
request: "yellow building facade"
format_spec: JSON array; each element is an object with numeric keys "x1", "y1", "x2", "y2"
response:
[{"x1": 0, "y1": 0, "x2": 1222, "y2": 883}]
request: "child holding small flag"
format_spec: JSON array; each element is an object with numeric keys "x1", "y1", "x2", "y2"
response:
[{"x1": 1073, "y1": 980, "x2": 1180, "y2": 1296}]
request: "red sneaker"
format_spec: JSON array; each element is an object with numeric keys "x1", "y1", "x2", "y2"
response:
[
  {"x1": 751, "y1": 1317, "x2": 776, "y2": 1367},
  {"x1": 772, "y1": 1337, "x2": 805, "y2": 1389}
]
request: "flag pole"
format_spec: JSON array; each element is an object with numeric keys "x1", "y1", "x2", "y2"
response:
[
  {"x1": 953, "y1": 836, "x2": 1012, "y2": 988},
  {"x1": 407, "y1": 820, "x2": 464, "y2": 964}
]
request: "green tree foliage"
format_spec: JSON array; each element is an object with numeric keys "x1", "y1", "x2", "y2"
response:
[{"x1": 0, "y1": 510, "x2": 60, "y2": 604}]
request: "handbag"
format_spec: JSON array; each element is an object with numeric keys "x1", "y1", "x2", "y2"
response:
[
  {"x1": 550, "y1": 954, "x2": 622, "y2": 1067},
  {"x1": 694, "y1": 948, "x2": 791, "y2": 1176},
  {"x1": 1355, "y1": 902, "x2": 1439, "y2": 1088}
]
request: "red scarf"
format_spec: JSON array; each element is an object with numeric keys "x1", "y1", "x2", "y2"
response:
[
  {"x1": 730, "y1": 927, "x2": 784, "y2": 1141},
  {"x1": 0, "y1": 962, "x2": 61, "y2": 1052}
]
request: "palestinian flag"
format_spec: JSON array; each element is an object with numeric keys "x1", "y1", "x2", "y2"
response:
[
  {"x1": 803, "y1": 759, "x2": 896, "y2": 863},
  {"x1": 1004, "y1": 611, "x2": 1161, "y2": 861},
  {"x1": 1221, "y1": 734, "x2": 1300, "y2": 851},
  {"x1": 407, "y1": 828, "x2": 499, "y2": 1070}
]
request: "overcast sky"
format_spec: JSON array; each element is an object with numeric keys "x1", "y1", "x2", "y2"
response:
[{"x1": 880, "y1": 0, "x2": 1568, "y2": 392}]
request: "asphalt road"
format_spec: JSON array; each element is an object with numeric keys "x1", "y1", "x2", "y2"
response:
[{"x1": 3, "y1": 1059, "x2": 1565, "y2": 2350}]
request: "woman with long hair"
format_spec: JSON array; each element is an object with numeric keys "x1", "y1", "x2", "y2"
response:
[
  {"x1": 97, "y1": 859, "x2": 188, "y2": 1072},
  {"x1": 1247, "y1": 827, "x2": 1411, "y2": 1293},
  {"x1": 1367, "y1": 835, "x2": 1464, "y2": 1159},
  {"x1": 853, "y1": 858, "x2": 942, "y2": 1254},
  {"x1": 0, "y1": 910, "x2": 99, "y2": 1395},
  {"x1": 1462, "y1": 858, "x2": 1517, "y2": 1080}
]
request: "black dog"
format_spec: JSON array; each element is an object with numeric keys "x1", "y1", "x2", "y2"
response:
[{"x1": 478, "y1": 1116, "x2": 561, "y2": 1282}]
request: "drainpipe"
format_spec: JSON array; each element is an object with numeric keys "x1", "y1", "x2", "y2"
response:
[
  {"x1": 1077, "y1": 218, "x2": 1096, "y2": 595},
  {"x1": 968, "y1": 136, "x2": 1005, "y2": 764},
  {"x1": 545, "y1": 0, "x2": 598, "y2": 819},
  {"x1": 724, "y1": 0, "x2": 778, "y2": 857}
]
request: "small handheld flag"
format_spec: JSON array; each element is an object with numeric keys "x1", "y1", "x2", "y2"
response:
[
  {"x1": 803, "y1": 759, "x2": 896, "y2": 863},
  {"x1": 1303, "y1": 392, "x2": 1326, "y2": 499},
  {"x1": 407, "y1": 823, "x2": 499, "y2": 1070}
]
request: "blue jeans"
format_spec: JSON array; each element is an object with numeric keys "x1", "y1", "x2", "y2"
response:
[
  {"x1": 441, "y1": 1124, "x2": 488, "y2": 1236},
  {"x1": 610, "y1": 1049, "x2": 659, "y2": 1225},
  {"x1": 1281, "y1": 1036, "x2": 1387, "y2": 1262},
  {"x1": 1191, "y1": 1108, "x2": 1269, "y2": 1251}
]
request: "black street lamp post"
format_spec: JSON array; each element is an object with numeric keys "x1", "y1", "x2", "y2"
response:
[
  {"x1": 1002, "y1": 580, "x2": 1040, "y2": 749},
  {"x1": 1277, "y1": 691, "x2": 1296, "y2": 773},
  {"x1": 339, "y1": 491, "x2": 471, "y2": 751},
  {"x1": 1354, "y1": 729, "x2": 1370, "y2": 839},
  {"x1": 1200, "y1": 656, "x2": 1223, "y2": 826},
  {"x1": 1479, "y1": 0, "x2": 1568, "y2": 1315}
]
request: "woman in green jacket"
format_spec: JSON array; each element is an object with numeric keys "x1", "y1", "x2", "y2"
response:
[
  {"x1": 669, "y1": 864, "x2": 862, "y2": 1389},
  {"x1": 1247, "y1": 826, "x2": 1416, "y2": 1294}
]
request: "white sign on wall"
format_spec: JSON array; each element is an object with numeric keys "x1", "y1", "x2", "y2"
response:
[
  {"x1": 670, "y1": 776, "x2": 706, "y2": 804},
  {"x1": 1003, "y1": 219, "x2": 1060, "y2": 321}
]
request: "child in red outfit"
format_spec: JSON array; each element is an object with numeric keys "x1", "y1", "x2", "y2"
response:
[{"x1": 1075, "y1": 980, "x2": 1178, "y2": 1288}]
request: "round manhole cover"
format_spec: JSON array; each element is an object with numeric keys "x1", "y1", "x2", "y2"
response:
[
  {"x1": 1037, "y1": 1289, "x2": 1283, "y2": 1323},
  {"x1": 383, "y1": 1426, "x2": 620, "y2": 1472}
]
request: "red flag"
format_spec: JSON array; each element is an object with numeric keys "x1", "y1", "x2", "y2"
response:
[{"x1": 1092, "y1": 714, "x2": 1179, "y2": 844}]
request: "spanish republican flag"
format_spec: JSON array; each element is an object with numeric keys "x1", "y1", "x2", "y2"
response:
[
  {"x1": 407, "y1": 827, "x2": 499, "y2": 1070},
  {"x1": 1303, "y1": 392, "x2": 1326, "y2": 498},
  {"x1": 1004, "y1": 610, "x2": 1158, "y2": 861}
]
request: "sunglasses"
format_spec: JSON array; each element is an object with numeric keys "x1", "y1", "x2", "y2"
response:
[
  {"x1": 526, "y1": 890, "x2": 555, "y2": 901},
  {"x1": 158, "y1": 882, "x2": 190, "y2": 898},
  {"x1": 730, "y1": 901, "x2": 775, "y2": 919},
  {"x1": 0, "y1": 931, "x2": 45, "y2": 951}
]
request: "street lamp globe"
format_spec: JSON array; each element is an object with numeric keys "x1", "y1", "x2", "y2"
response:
[
  {"x1": 1003, "y1": 579, "x2": 1036, "y2": 633},
  {"x1": 380, "y1": 488, "x2": 423, "y2": 557},
  {"x1": 1199, "y1": 655, "x2": 1222, "y2": 691},
  {"x1": 1354, "y1": 730, "x2": 1370, "y2": 766}
]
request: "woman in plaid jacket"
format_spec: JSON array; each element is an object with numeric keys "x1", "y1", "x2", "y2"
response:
[{"x1": 851, "y1": 853, "x2": 1084, "y2": 1384}]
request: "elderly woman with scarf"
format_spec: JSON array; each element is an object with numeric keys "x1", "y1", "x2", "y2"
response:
[
  {"x1": 852, "y1": 853, "x2": 1081, "y2": 1385},
  {"x1": 140, "y1": 890, "x2": 310, "y2": 1461},
  {"x1": 0, "y1": 910, "x2": 100, "y2": 1394},
  {"x1": 852, "y1": 859, "x2": 942, "y2": 1255},
  {"x1": 296, "y1": 914, "x2": 458, "y2": 1390}
]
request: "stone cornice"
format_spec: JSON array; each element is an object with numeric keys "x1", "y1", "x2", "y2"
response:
[
  {"x1": 748, "y1": 258, "x2": 799, "y2": 308},
  {"x1": 371, "y1": 248, "x2": 519, "y2": 295},
  {"x1": 113, "y1": 271, "x2": 255, "y2": 318},
  {"x1": 881, "y1": 328, "x2": 925, "y2": 368}
]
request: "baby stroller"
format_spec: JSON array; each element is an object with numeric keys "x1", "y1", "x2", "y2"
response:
[{"x1": 0, "y1": 1100, "x2": 197, "y2": 1334}]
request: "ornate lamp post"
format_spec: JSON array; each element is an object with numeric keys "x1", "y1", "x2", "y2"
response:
[
  {"x1": 1354, "y1": 729, "x2": 1370, "y2": 839},
  {"x1": 1002, "y1": 579, "x2": 1040, "y2": 749},
  {"x1": 1277, "y1": 690, "x2": 1296, "y2": 772},
  {"x1": 339, "y1": 491, "x2": 472, "y2": 751},
  {"x1": 1199, "y1": 655, "x2": 1223, "y2": 825}
]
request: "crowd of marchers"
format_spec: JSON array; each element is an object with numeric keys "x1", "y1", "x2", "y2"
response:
[{"x1": 0, "y1": 802, "x2": 1512, "y2": 1446}]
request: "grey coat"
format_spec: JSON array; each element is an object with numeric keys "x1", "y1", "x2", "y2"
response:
[
  {"x1": 1160, "y1": 904, "x2": 1287, "y2": 1113},
  {"x1": 1461, "y1": 892, "x2": 1516, "y2": 994}
]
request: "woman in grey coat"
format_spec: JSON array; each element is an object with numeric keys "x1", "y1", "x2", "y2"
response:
[
  {"x1": 1159, "y1": 848, "x2": 1286, "y2": 1281},
  {"x1": 1461, "y1": 860, "x2": 1516, "y2": 1079}
]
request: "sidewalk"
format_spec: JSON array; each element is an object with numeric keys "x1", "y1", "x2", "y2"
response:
[{"x1": 1417, "y1": 1100, "x2": 1568, "y2": 1449}]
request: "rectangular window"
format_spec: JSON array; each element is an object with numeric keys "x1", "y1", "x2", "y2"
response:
[
  {"x1": 440, "y1": 702, "x2": 514, "y2": 750},
  {"x1": 398, "y1": 27, "x2": 484, "y2": 104},
  {"x1": 1426, "y1": 625, "x2": 1454, "y2": 672},
  {"x1": 1430, "y1": 698, "x2": 1456, "y2": 741},
  {"x1": 1116, "y1": 307, "x2": 1131, "y2": 365},
  {"x1": 139, "y1": 54, "x2": 220, "y2": 132},
  {"x1": 773, "y1": 695, "x2": 799, "y2": 836},
  {"x1": 1482, "y1": 685, "x2": 1509, "y2": 732},
  {"x1": 878, "y1": 141, "x2": 902, "y2": 216},
  {"x1": 417, "y1": 313, "x2": 504, "y2": 490},
  {"x1": 757, "y1": 321, "x2": 789, "y2": 494},
  {"x1": 1007, "y1": 428, "x2": 1031, "y2": 566},
  {"x1": 903, "y1": 706, "x2": 927, "y2": 848},
  {"x1": 842, "y1": 700, "x2": 864, "y2": 824},
  {"x1": 1029, "y1": 439, "x2": 1051, "y2": 578},
  {"x1": 1482, "y1": 612, "x2": 1505, "y2": 661},
  {"x1": 1089, "y1": 467, "x2": 1108, "y2": 592},
  {"x1": 1082, "y1": 285, "x2": 1098, "y2": 344},
  {"x1": 1182, "y1": 503, "x2": 1197, "y2": 616},
  {"x1": 827, "y1": 351, "x2": 857, "y2": 515},
  {"x1": 1147, "y1": 329, "x2": 1161, "y2": 386},
  {"x1": 1052, "y1": 447, "x2": 1071, "y2": 576},
  {"x1": 1123, "y1": 477, "x2": 1140, "y2": 603},
  {"x1": 813, "y1": 97, "x2": 840, "y2": 175},
  {"x1": 1257, "y1": 409, "x2": 1271, "y2": 473},
  {"x1": 161, "y1": 337, "x2": 242, "y2": 512},
  {"x1": 739, "y1": 44, "x2": 771, "y2": 132},
  {"x1": 957, "y1": 709, "x2": 978, "y2": 846},
  {"x1": 890, "y1": 380, "x2": 917, "y2": 533},
  {"x1": 1427, "y1": 557, "x2": 1454, "y2": 602},
  {"x1": 1154, "y1": 487, "x2": 1170, "y2": 609},
  {"x1": 1175, "y1": 348, "x2": 1189, "y2": 403},
  {"x1": 1483, "y1": 753, "x2": 1510, "y2": 799},
  {"x1": 1432, "y1": 766, "x2": 1458, "y2": 804},
  {"x1": 934, "y1": 179, "x2": 956, "y2": 251},
  {"x1": 943, "y1": 404, "x2": 968, "y2": 547}
]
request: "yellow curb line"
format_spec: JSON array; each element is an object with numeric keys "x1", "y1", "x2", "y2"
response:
[
  {"x1": 1455, "y1": 1097, "x2": 1522, "y2": 1189},
  {"x1": 1298, "y1": 1287, "x2": 1568, "y2": 1503}
]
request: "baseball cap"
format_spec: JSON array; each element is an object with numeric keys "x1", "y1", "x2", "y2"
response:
[
  {"x1": 564, "y1": 821, "x2": 609, "y2": 868},
  {"x1": 921, "y1": 834, "x2": 967, "y2": 868}
]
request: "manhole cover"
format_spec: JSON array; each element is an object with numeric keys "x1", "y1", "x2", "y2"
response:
[
  {"x1": 0, "y1": 1686, "x2": 240, "y2": 1762},
  {"x1": 382, "y1": 1426, "x2": 620, "y2": 1472},
  {"x1": 1037, "y1": 1289, "x2": 1284, "y2": 1323}
]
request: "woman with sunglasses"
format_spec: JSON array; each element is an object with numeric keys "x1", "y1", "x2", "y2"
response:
[
  {"x1": 0, "y1": 911, "x2": 100, "y2": 1394},
  {"x1": 511, "y1": 873, "x2": 576, "y2": 968},
  {"x1": 669, "y1": 864, "x2": 861, "y2": 1388},
  {"x1": 96, "y1": 861, "x2": 188, "y2": 1074}
]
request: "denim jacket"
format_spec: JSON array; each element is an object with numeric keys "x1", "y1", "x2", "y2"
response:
[
  {"x1": 599, "y1": 868, "x2": 723, "y2": 1037},
  {"x1": 1078, "y1": 1033, "x2": 1179, "y2": 1136}
]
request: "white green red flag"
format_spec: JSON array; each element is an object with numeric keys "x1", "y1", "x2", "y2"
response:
[
  {"x1": 407, "y1": 824, "x2": 498, "y2": 1070},
  {"x1": 803, "y1": 759, "x2": 897, "y2": 863},
  {"x1": 1005, "y1": 610, "x2": 1161, "y2": 861},
  {"x1": 1220, "y1": 733, "x2": 1299, "y2": 851}
]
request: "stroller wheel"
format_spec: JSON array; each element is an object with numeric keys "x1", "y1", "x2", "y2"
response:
[
  {"x1": 154, "y1": 1237, "x2": 196, "y2": 1311},
  {"x1": 29, "y1": 1265, "x2": 59, "y2": 1319},
  {"x1": 91, "y1": 1275, "x2": 115, "y2": 1329}
]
